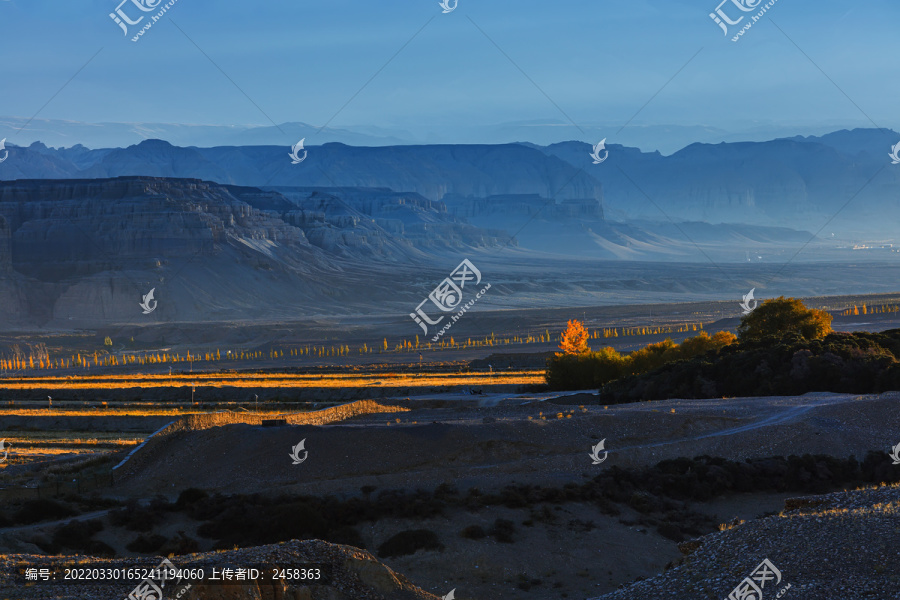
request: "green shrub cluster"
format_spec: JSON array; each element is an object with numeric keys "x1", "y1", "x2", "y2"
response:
[
  {"x1": 738, "y1": 296, "x2": 833, "y2": 341},
  {"x1": 600, "y1": 330, "x2": 900, "y2": 402},
  {"x1": 38, "y1": 519, "x2": 114, "y2": 557},
  {"x1": 546, "y1": 331, "x2": 736, "y2": 391},
  {"x1": 30, "y1": 449, "x2": 900, "y2": 558},
  {"x1": 175, "y1": 451, "x2": 895, "y2": 550},
  {"x1": 547, "y1": 298, "x2": 842, "y2": 394}
]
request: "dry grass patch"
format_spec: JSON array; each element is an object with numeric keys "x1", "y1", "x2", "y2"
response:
[{"x1": 0, "y1": 370, "x2": 542, "y2": 390}]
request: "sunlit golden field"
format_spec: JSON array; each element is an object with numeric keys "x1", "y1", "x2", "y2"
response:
[
  {"x1": 0, "y1": 433, "x2": 141, "y2": 466},
  {"x1": 0, "y1": 370, "x2": 543, "y2": 390},
  {"x1": 0, "y1": 369, "x2": 542, "y2": 471},
  {"x1": 0, "y1": 406, "x2": 295, "y2": 417}
]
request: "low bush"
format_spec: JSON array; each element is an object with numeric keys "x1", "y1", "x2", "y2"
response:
[
  {"x1": 490, "y1": 518, "x2": 516, "y2": 543},
  {"x1": 64, "y1": 450, "x2": 896, "y2": 560},
  {"x1": 84, "y1": 540, "x2": 116, "y2": 557},
  {"x1": 14, "y1": 499, "x2": 77, "y2": 525},
  {"x1": 31, "y1": 535, "x2": 60, "y2": 555},
  {"x1": 126, "y1": 534, "x2": 167, "y2": 553},
  {"x1": 377, "y1": 529, "x2": 443, "y2": 558},
  {"x1": 51, "y1": 519, "x2": 110, "y2": 555},
  {"x1": 109, "y1": 500, "x2": 165, "y2": 532},
  {"x1": 175, "y1": 488, "x2": 208, "y2": 509},
  {"x1": 327, "y1": 525, "x2": 365, "y2": 549},
  {"x1": 159, "y1": 532, "x2": 200, "y2": 556}
]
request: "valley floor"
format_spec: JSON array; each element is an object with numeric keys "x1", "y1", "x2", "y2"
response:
[{"x1": 1, "y1": 384, "x2": 898, "y2": 599}]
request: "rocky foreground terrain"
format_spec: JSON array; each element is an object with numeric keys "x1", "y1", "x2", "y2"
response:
[
  {"x1": 594, "y1": 481, "x2": 900, "y2": 600},
  {"x1": 1, "y1": 482, "x2": 897, "y2": 599},
  {"x1": 0, "y1": 539, "x2": 437, "y2": 600},
  {"x1": 103, "y1": 391, "x2": 900, "y2": 599},
  {"x1": 1, "y1": 391, "x2": 899, "y2": 599}
]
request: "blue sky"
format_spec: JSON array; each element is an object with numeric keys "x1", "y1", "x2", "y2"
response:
[{"x1": 0, "y1": 0, "x2": 897, "y2": 150}]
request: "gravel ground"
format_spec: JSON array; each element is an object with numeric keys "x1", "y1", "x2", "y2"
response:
[
  {"x1": 592, "y1": 482, "x2": 900, "y2": 600},
  {"x1": 5, "y1": 391, "x2": 899, "y2": 599},
  {"x1": 113, "y1": 390, "x2": 900, "y2": 500}
]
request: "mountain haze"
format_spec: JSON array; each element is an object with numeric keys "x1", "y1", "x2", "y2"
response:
[{"x1": 2, "y1": 129, "x2": 898, "y2": 236}]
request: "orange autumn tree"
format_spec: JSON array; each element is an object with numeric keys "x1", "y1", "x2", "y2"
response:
[{"x1": 559, "y1": 319, "x2": 590, "y2": 355}]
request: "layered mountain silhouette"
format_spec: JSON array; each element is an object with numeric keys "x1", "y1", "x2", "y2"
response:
[
  {"x1": 0, "y1": 140, "x2": 601, "y2": 204},
  {"x1": 1, "y1": 128, "x2": 897, "y2": 236},
  {"x1": 0, "y1": 129, "x2": 897, "y2": 325},
  {"x1": 538, "y1": 128, "x2": 900, "y2": 230}
]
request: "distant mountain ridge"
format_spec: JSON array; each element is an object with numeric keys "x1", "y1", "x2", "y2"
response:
[
  {"x1": 1, "y1": 128, "x2": 898, "y2": 237},
  {"x1": 539, "y1": 128, "x2": 900, "y2": 232},
  {"x1": 0, "y1": 115, "x2": 880, "y2": 154},
  {"x1": 0, "y1": 139, "x2": 602, "y2": 206}
]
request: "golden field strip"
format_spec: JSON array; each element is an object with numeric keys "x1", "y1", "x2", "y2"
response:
[
  {"x1": 0, "y1": 370, "x2": 543, "y2": 390},
  {"x1": 0, "y1": 372, "x2": 543, "y2": 465},
  {"x1": 0, "y1": 407, "x2": 285, "y2": 416},
  {"x1": 0, "y1": 434, "x2": 143, "y2": 464}
]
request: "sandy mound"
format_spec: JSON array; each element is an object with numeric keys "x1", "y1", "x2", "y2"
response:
[{"x1": 115, "y1": 418, "x2": 575, "y2": 497}]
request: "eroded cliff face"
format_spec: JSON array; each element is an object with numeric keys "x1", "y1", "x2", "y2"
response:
[
  {"x1": 442, "y1": 193, "x2": 603, "y2": 221},
  {"x1": 0, "y1": 177, "x2": 511, "y2": 327},
  {"x1": 0, "y1": 178, "x2": 312, "y2": 281},
  {"x1": 273, "y1": 187, "x2": 514, "y2": 257}
]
